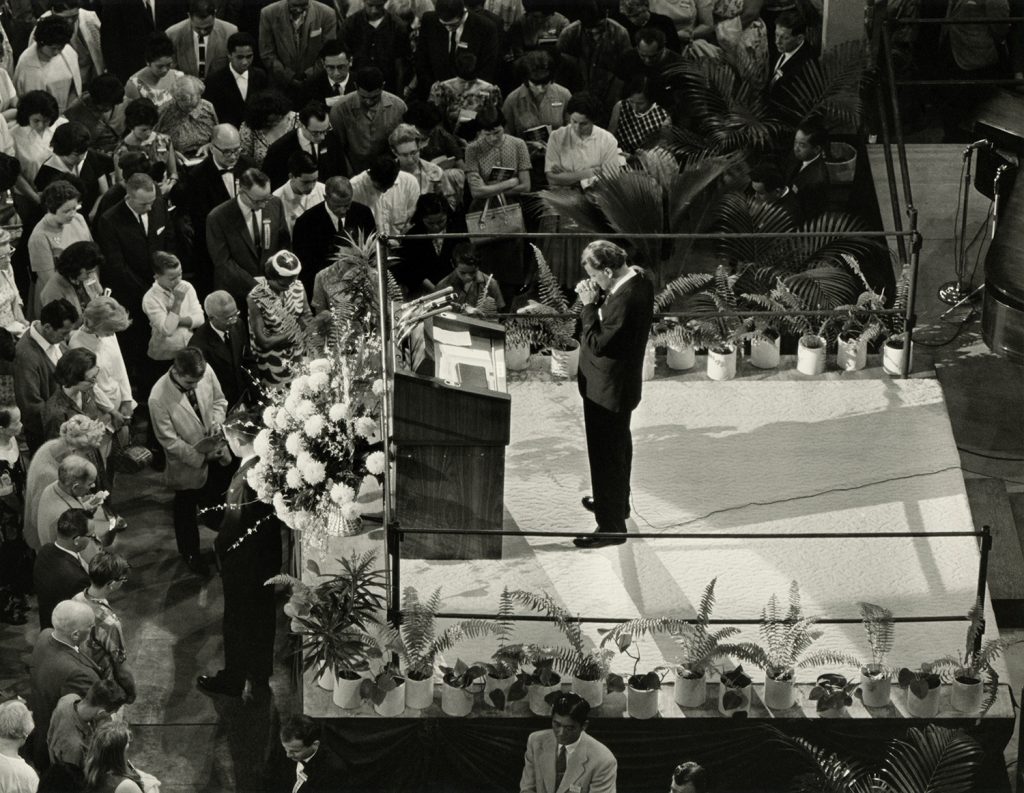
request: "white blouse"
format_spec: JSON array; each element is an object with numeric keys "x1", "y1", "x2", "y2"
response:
[{"x1": 68, "y1": 329, "x2": 137, "y2": 413}]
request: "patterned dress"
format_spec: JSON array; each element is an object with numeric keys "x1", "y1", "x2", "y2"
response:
[
  {"x1": 239, "y1": 112, "x2": 299, "y2": 167},
  {"x1": 614, "y1": 101, "x2": 671, "y2": 154},
  {"x1": 428, "y1": 77, "x2": 502, "y2": 132},
  {"x1": 248, "y1": 280, "x2": 309, "y2": 387}
]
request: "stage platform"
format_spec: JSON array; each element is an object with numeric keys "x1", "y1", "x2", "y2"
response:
[{"x1": 303, "y1": 359, "x2": 1002, "y2": 688}]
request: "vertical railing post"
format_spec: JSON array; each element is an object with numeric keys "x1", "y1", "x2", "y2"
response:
[
  {"x1": 974, "y1": 525, "x2": 993, "y2": 654},
  {"x1": 901, "y1": 208, "x2": 920, "y2": 378}
]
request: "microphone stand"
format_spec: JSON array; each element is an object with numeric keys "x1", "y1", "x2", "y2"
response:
[{"x1": 939, "y1": 143, "x2": 981, "y2": 305}]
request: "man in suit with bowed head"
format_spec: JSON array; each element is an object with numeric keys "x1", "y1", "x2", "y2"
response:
[
  {"x1": 280, "y1": 714, "x2": 349, "y2": 793},
  {"x1": 148, "y1": 347, "x2": 230, "y2": 576},
  {"x1": 520, "y1": 692, "x2": 617, "y2": 793},
  {"x1": 787, "y1": 116, "x2": 830, "y2": 223},
  {"x1": 165, "y1": 0, "x2": 239, "y2": 79},
  {"x1": 187, "y1": 291, "x2": 251, "y2": 410},
  {"x1": 203, "y1": 33, "x2": 269, "y2": 128},
  {"x1": 259, "y1": 0, "x2": 338, "y2": 91},
  {"x1": 33, "y1": 509, "x2": 92, "y2": 629},
  {"x1": 574, "y1": 240, "x2": 654, "y2": 549},
  {"x1": 415, "y1": 0, "x2": 499, "y2": 97}
]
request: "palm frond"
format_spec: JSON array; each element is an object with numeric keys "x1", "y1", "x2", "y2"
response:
[
  {"x1": 537, "y1": 188, "x2": 609, "y2": 232},
  {"x1": 711, "y1": 191, "x2": 795, "y2": 264},
  {"x1": 654, "y1": 272, "x2": 713, "y2": 311},
  {"x1": 880, "y1": 724, "x2": 983, "y2": 793},
  {"x1": 776, "y1": 40, "x2": 871, "y2": 128},
  {"x1": 783, "y1": 265, "x2": 861, "y2": 310},
  {"x1": 763, "y1": 726, "x2": 875, "y2": 793}
]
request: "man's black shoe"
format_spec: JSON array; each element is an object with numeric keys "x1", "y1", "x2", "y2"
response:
[
  {"x1": 196, "y1": 674, "x2": 242, "y2": 698},
  {"x1": 573, "y1": 531, "x2": 627, "y2": 548},
  {"x1": 184, "y1": 554, "x2": 209, "y2": 576},
  {"x1": 581, "y1": 496, "x2": 630, "y2": 519}
]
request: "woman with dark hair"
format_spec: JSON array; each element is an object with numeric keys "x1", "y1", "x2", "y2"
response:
[
  {"x1": 64, "y1": 73, "x2": 126, "y2": 156},
  {"x1": 238, "y1": 89, "x2": 297, "y2": 165},
  {"x1": 12, "y1": 90, "x2": 64, "y2": 202},
  {"x1": 39, "y1": 239, "x2": 103, "y2": 318},
  {"x1": 36, "y1": 120, "x2": 113, "y2": 221},
  {"x1": 28, "y1": 179, "x2": 92, "y2": 318},
  {"x1": 608, "y1": 75, "x2": 671, "y2": 155},
  {"x1": 123, "y1": 32, "x2": 183, "y2": 114},
  {"x1": 14, "y1": 15, "x2": 80, "y2": 113},
  {"x1": 42, "y1": 346, "x2": 110, "y2": 445},
  {"x1": 428, "y1": 50, "x2": 502, "y2": 133},
  {"x1": 114, "y1": 98, "x2": 177, "y2": 194},
  {"x1": 393, "y1": 192, "x2": 468, "y2": 298},
  {"x1": 83, "y1": 721, "x2": 145, "y2": 793}
]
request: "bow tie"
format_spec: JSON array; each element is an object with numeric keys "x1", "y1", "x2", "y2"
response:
[{"x1": 219, "y1": 168, "x2": 233, "y2": 175}]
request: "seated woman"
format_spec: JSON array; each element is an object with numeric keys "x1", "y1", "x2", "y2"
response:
[
  {"x1": 428, "y1": 51, "x2": 502, "y2": 134},
  {"x1": 393, "y1": 193, "x2": 468, "y2": 299},
  {"x1": 114, "y1": 98, "x2": 177, "y2": 196},
  {"x1": 27, "y1": 179, "x2": 92, "y2": 319},
  {"x1": 38, "y1": 239, "x2": 104, "y2": 320},
  {"x1": 68, "y1": 297, "x2": 135, "y2": 440},
  {"x1": 24, "y1": 414, "x2": 109, "y2": 549},
  {"x1": 608, "y1": 75, "x2": 671, "y2": 156},
  {"x1": 247, "y1": 251, "x2": 311, "y2": 387},
  {"x1": 42, "y1": 347, "x2": 118, "y2": 457},
  {"x1": 155, "y1": 74, "x2": 219, "y2": 160}
]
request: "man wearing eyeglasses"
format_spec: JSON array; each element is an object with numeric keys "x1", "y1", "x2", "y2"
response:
[
  {"x1": 187, "y1": 291, "x2": 251, "y2": 409},
  {"x1": 261, "y1": 99, "x2": 343, "y2": 189},
  {"x1": 520, "y1": 692, "x2": 617, "y2": 793}
]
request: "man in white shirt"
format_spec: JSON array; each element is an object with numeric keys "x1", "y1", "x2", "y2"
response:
[
  {"x1": 142, "y1": 252, "x2": 205, "y2": 382},
  {"x1": 520, "y1": 692, "x2": 617, "y2": 793},
  {"x1": 165, "y1": 0, "x2": 239, "y2": 79},
  {"x1": 350, "y1": 154, "x2": 419, "y2": 237},
  {"x1": 202, "y1": 32, "x2": 269, "y2": 128},
  {"x1": 272, "y1": 150, "x2": 325, "y2": 233},
  {"x1": 279, "y1": 715, "x2": 348, "y2": 791}
]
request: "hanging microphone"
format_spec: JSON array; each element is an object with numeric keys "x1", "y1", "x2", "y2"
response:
[{"x1": 965, "y1": 139, "x2": 994, "y2": 153}]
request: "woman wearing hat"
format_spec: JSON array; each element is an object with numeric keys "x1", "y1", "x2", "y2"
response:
[{"x1": 247, "y1": 251, "x2": 311, "y2": 387}]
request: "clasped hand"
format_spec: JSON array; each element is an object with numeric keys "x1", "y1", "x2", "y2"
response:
[{"x1": 575, "y1": 279, "x2": 599, "y2": 306}]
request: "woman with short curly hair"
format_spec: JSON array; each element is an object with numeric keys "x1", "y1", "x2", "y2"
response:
[
  {"x1": 39, "y1": 239, "x2": 105, "y2": 319},
  {"x1": 11, "y1": 89, "x2": 65, "y2": 205},
  {"x1": 27, "y1": 178, "x2": 91, "y2": 318},
  {"x1": 0, "y1": 699, "x2": 37, "y2": 789},
  {"x1": 155, "y1": 74, "x2": 218, "y2": 158},
  {"x1": 238, "y1": 89, "x2": 296, "y2": 165},
  {"x1": 69, "y1": 296, "x2": 135, "y2": 435}
]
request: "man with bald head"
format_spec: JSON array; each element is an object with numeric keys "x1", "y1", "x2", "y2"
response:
[
  {"x1": 188, "y1": 291, "x2": 251, "y2": 408},
  {"x1": 293, "y1": 175, "x2": 376, "y2": 297},
  {"x1": 187, "y1": 124, "x2": 257, "y2": 299},
  {"x1": 29, "y1": 599, "x2": 101, "y2": 768}
]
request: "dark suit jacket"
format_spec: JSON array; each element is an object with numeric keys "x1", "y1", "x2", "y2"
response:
[
  {"x1": 789, "y1": 155, "x2": 830, "y2": 221},
  {"x1": 14, "y1": 331, "x2": 65, "y2": 452},
  {"x1": 203, "y1": 66, "x2": 270, "y2": 129},
  {"x1": 299, "y1": 70, "x2": 356, "y2": 107},
  {"x1": 261, "y1": 129, "x2": 344, "y2": 190},
  {"x1": 768, "y1": 42, "x2": 817, "y2": 119},
  {"x1": 95, "y1": 199, "x2": 176, "y2": 313},
  {"x1": 33, "y1": 545, "x2": 90, "y2": 631},
  {"x1": 292, "y1": 200, "x2": 375, "y2": 297},
  {"x1": 35, "y1": 150, "x2": 116, "y2": 225},
  {"x1": 578, "y1": 269, "x2": 655, "y2": 414},
  {"x1": 295, "y1": 743, "x2": 349, "y2": 793},
  {"x1": 206, "y1": 196, "x2": 290, "y2": 304},
  {"x1": 393, "y1": 216, "x2": 468, "y2": 298},
  {"x1": 415, "y1": 10, "x2": 499, "y2": 94},
  {"x1": 98, "y1": 0, "x2": 189, "y2": 81},
  {"x1": 187, "y1": 322, "x2": 251, "y2": 409},
  {"x1": 339, "y1": 9, "x2": 410, "y2": 92},
  {"x1": 184, "y1": 154, "x2": 256, "y2": 296}
]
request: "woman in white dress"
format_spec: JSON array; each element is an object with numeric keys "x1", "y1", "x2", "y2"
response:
[{"x1": 68, "y1": 296, "x2": 136, "y2": 437}]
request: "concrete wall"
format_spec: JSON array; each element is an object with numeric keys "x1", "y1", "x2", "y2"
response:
[{"x1": 823, "y1": 0, "x2": 870, "y2": 49}]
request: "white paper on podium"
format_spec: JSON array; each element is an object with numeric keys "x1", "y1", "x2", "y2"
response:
[{"x1": 433, "y1": 327, "x2": 472, "y2": 347}]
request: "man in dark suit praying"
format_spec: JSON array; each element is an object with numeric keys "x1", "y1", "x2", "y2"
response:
[
  {"x1": 188, "y1": 291, "x2": 251, "y2": 409},
  {"x1": 299, "y1": 38, "x2": 357, "y2": 106},
  {"x1": 279, "y1": 715, "x2": 348, "y2": 793},
  {"x1": 33, "y1": 510, "x2": 92, "y2": 630},
  {"x1": 203, "y1": 32, "x2": 269, "y2": 128},
  {"x1": 573, "y1": 240, "x2": 654, "y2": 548},
  {"x1": 261, "y1": 99, "x2": 344, "y2": 189},
  {"x1": 292, "y1": 175, "x2": 375, "y2": 298},
  {"x1": 787, "y1": 116, "x2": 831, "y2": 222},
  {"x1": 414, "y1": 0, "x2": 499, "y2": 97}
]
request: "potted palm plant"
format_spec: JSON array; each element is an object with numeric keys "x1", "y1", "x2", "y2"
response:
[
  {"x1": 509, "y1": 590, "x2": 615, "y2": 708},
  {"x1": 400, "y1": 586, "x2": 496, "y2": 711},
  {"x1": 857, "y1": 601, "x2": 895, "y2": 707},
  {"x1": 267, "y1": 551, "x2": 386, "y2": 707},
  {"x1": 738, "y1": 581, "x2": 858, "y2": 711}
]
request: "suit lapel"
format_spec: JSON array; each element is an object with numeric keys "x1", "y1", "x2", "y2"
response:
[
  {"x1": 231, "y1": 201, "x2": 257, "y2": 256},
  {"x1": 557, "y1": 735, "x2": 590, "y2": 793}
]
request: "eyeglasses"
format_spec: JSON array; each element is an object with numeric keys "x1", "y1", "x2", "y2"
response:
[
  {"x1": 213, "y1": 144, "x2": 241, "y2": 156},
  {"x1": 241, "y1": 190, "x2": 271, "y2": 207}
]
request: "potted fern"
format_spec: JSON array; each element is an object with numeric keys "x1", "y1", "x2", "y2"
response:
[
  {"x1": 857, "y1": 601, "x2": 895, "y2": 707},
  {"x1": 510, "y1": 590, "x2": 614, "y2": 708},
  {"x1": 503, "y1": 318, "x2": 533, "y2": 372},
  {"x1": 653, "y1": 318, "x2": 697, "y2": 371},
  {"x1": 897, "y1": 664, "x2": 942, "y2": 718},
  {"x1": 598, "y1": 628, "x2": 668, "y2": 720},
  {"x1": 517, "y1": 244, "x2": 580, "y2": 379},
  {"x1": 480, "y1": 587, "x2": 529, "y2": 710},
  {"x1": 881, "y1": 265, "x2": 911, "y2": 376},
  {"x1": 438, "y1": 659, "x2": 488, "y2": 716},
  {"x1": 739, "y1": 581, "x2": 858, "y2": 711},
  {"x1": 400, "y1": 586, "x2": 496, "y2": 711},
  {"x1": 267, "y1": 551, "x2": 386, "y2": 707}
]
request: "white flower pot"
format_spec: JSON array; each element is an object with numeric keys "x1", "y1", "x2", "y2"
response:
[
  {"x1": 317, "y1": 667, "x2": 336, "y2": 691},
  {"x1": 883, "y1": 338, "x2": 913, "y2": 375},
  {"x1": 405, "y1": 674, "x2": 434, "y2": 710},
  {"x1": 506, "y1": 340, "x2": 532, "y2": 371},
  {"x1": 905, "y1": 683, "x2": 940, "y2": 718},
  {"x1": 951, "y1": 676, "x2": 984, "y2": 713},
  {"x1": 859, "y1": 667, "x2": 892, "y2": 708},
  {"x1": 332, "y1": 672, "x2": 363, "y2": 710},
  {"x1": 571, "y1": 675, "x2": 604, "y2": 708},
  {"x1": 718, "y1": 682, "x2": 751, "y2": 716},
  {"x1": 749, "y1": 334, "x2": 781, "y2": 369},
  {"x1": 550, "y1": 341, "x2": 580, "y2": 379},
  {"x1": 372, "y1": 677, "x2": 406, "y2": 717},
  {"x1": 764, "y1": 674, "x2": 797, "y2": 710},
  {"x1": 674, "y1": 671, "x2": 706, "y2": 708},
  {"x1": 836, "y1": 334, "x2": 867, "y2": 371},
  {"x1": 528, "y1": 679, "x2": 561, "y2": 716},
  {"x1": 642, "y1": 340, "x2": 656, "y2": 381},
  {"x1": 797, "y1": 334, "x2": 826, "y2": 375},
  {"x1": 627, "y1": 682, "x2": 660, "y2": 719},
  {"x1": 440, "y1": 683, "x2": 474, "y2": 716},
  {"x1": 666, "y1": 342, "x2": 695, "y2": 370},
  {"x1": 484, "y1": 674, "x2": 515, "y2": 709},
  {"x1": 706, "y1": 345, "x2": 737, "y2": 381}
]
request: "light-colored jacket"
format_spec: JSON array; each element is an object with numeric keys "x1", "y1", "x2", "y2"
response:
[
  {"x1": 520, "y1": 731, "x2": 617, "y2": 793},
  {"x1": 148, "y1": 367, "x2": 227, "y2": 491},
  {"x1": 33, "y1": 9, "x2": 104, "y2": 77}
]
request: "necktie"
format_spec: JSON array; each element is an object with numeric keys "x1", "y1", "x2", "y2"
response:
[
  {"x1": 311, "y1": 142, "x2": 319, "y2": 164},
  {"x1": 449, "y1": 29, "x2": 458, "y2": 61},
  {"x1": 335, "y1": 81, "x2": 344, "y2": 95},
  {"x1": 197, "y1": 33, "x2": 207, "y2": 78},
  {"x1": 138, "y1": 211, "x2": 148, "y2": 235},
  {"x1": 555, "y1": 746, "x2": 566, "y2": 791},
  {"x1": 251, "y1": 210, "x2": 262, "y2": 252},
  {"x1": 222, "y1": 327, "x2": 230, "y2": 344},
  {"x1": 185, "y1": 387, "x2": 201, "y2": 418},
  {"x1": 143, "y1": 0, "x2": 154, "y2": 22}
]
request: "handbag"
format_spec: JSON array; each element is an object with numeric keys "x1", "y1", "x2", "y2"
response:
[{"x1": 466, "y1": 195, "x2": 525, "y2": 245}]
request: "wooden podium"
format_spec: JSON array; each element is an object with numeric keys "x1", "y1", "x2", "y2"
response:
[{"x1": 393, "y1": 313, "x2": 510, "y2": 560}]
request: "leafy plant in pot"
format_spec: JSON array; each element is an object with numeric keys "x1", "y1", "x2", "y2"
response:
[
  {"x1": 438, "y1": 659, "x2": 488, "y2": 716},
  {"x1": 598, "y1": 628, "x2": 668, "y2": 720},
  {"x1": 266, "y1": 550, "x2": 386, "y2": 705},
  {"x1": 358, "y1": 625, "x2": 407, "y2": 716},
  {"x1": 515, "y1": 245, "x2": 581, "y2": 379},
  {"x1": 509, "y1": 590, "x2": 615, "y2": 708},
  {"x1": 651, "y1": 317, "x2": 698, "y2": 371},
  {"x1": 400, "y1": 586, "x2": 497, "y2": 711},
  {"x1": 880, "y1": 265, "x2": 911, "y2": 375},
  {"x1": 480, "y1": 587, "x2": 530, "y2": 710},
  {"x1": 808, "y1": 673, "x2": 858, "y2": 717},
  {"x1": 856, "y1": 601, "x2": 895, "y2": 707},
  {"x1": 736, "y1": 581, "x2": 859, "y2": 711},
  {"x1": 718, "y1": 665, "x2": 754, "y2": 716},
  {"x1": 897, "y1": 664, "x2": 942, "y2": 718},
  {"x1": 521, "y1": 656, "x2": 563, "y2": 716}
]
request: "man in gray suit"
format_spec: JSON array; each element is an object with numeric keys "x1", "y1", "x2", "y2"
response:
[
  {"x1": 259, "y1": 0, "x2": 337, "y2": 91},
  {"x1": 165, "y1": 0, "x2": 239, "y2": 79},
  {"x1": 520, "y1": 692, "x2": 617, "y2": 793}
]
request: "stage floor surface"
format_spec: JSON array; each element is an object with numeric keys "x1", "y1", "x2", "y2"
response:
[{"x1": 307, "y1": 371, "x2": 998, "y2": 686}]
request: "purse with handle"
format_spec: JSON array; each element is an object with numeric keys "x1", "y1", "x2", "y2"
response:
[{"x1": 466, "y1": 195, "x2": 525, "y2": 246}]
